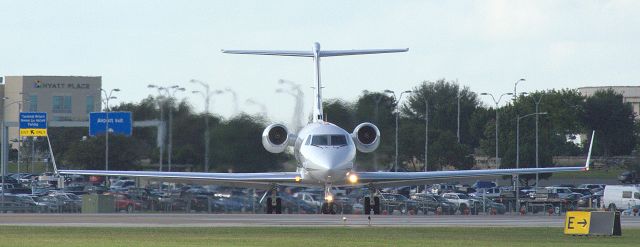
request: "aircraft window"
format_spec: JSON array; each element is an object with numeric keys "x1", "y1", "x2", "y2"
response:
[
  {"x1": 311, "y1": 135, "x2": 329, "y2": 146},
  {"x1": 305, "y1": 135, "x2": 312, "y2": 145},
  {"x1": 330, "y1": 135, "x2": 347, "y2": 146}
]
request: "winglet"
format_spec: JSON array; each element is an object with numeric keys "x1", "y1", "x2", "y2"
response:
[{"x1": 585, "y1": 130, "x2": 595, "y2": 171}]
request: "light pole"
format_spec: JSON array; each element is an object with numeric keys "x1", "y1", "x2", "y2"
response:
[
  {"x1": 457, "y1": 89, "x2": 461, "y2": 143},
  {"x1": 371, "y1": 91, "x2": 388, "y2": 171},
  {"x1": 148, "y1": 85, "x2": 166, "y2": 172},
  {"x1": 533, "y1": 95, "x2": 544, "y2": 187},
  {"x1": 245, "y1": 99, "x2": 268, "y2": 118},
  {"x1": 149, "y1": 85, "x2": 185, "y2": 172},
  {"x1": 1, "y1": 96, "x2": 11, "y2": 210},
  {"x1": 516, "y1": 112, "x2": 547, "y2": 209},
  {"x1": 8, "y1": 100, "x2": 29, "y2": 175},
  {"x1": 480, "y1": 92, "x2": 513, "y2": 166},
  {"x1": 191, "y1": 79, "x2": 224, "y2": 172},
  {"x1": 513, "y1": 78, "x2": 526, "y2": 101},
  {"x1": 424, "y1": 98, "x2": 429, "y2": 172},
  {"x1": 385, "y1": 89, "x2": 412, "y2": 172},
  {"x1": 100, "y1": 88, "x2": 120, "y2": 179}
]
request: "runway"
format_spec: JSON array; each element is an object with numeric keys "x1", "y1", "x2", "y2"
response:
[{"x1": 2, "y1": 214, "x2": 640, "y2": 227}]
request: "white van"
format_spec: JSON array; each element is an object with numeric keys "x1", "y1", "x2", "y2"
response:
[{"x1": 602, "y1": 185, "x2": 640, "y2": 211}]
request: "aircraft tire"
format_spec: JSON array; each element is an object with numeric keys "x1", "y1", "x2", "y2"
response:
[
  {"x1": 373, "y1": 197, "x2": 381, "y2": 215},
  {"x1": 364, "y1": 197, "x2": 371, "y2": 215},
  {"x1": 275, "y1": 198, "x2": 282, "y2": 214},
  {"x1": 266, "y1": 197, "x2": 273, "y2": 214}
]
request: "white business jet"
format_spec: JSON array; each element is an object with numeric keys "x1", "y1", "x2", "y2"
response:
[{"x1": 59, "y1": 42, "x2": 593, "y2": 214}]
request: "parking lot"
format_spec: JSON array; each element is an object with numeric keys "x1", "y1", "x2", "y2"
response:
[{"x1": 1, "y1": 172, "x2": 639, "y2": 217}]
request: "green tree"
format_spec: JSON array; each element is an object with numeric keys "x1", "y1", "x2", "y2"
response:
[
  {"x1": 62, "y1": 134, "x2": 149, "y2": 170},
  {"x1": 353, "y1": 91, "x2": 396, "y2": 171},
  {"x1": 583, "y1": 89, "x2": 636, "y2": 156},
  {"x1": 398, "y1": 79, "x2": 480, "y2": 170},
  {"x1": 211, "y1": 114, "x2": 286, "y2": 172}
]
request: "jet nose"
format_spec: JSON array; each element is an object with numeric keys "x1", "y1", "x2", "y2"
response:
[{"x1": 313, "y1": 155, "x2": 348, "y2": 170}]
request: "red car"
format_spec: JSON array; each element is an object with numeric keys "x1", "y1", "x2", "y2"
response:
[{"x1": 105, "y1": 193, "x2": 142, "y2": 213}]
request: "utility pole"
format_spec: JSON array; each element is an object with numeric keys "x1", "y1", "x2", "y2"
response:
[
  {"x1": 533, "y1": 95, "x2": 544, "y2": 187},
  {"x1": 384, "y1": 90, "x2": 412, "y2": 172},
  {"x1": 191, "y1": 79, "x2": 224, "y2": 172},
  {"x1": 513, "y1": 78, "x2": 525, "y2": 101},
  {"x1": 424, "y1": 98, "x2": 429, "y2": 172},
  {"x1": 372, "y1": 92, "x2": 387, "y2": 171},
  {"x1": 100, "y1": 89, "x2": 120, "y2": 173},
  {"x1": 516, "y1": 112, "x2": 547, "y2": 211},
  {"x1": 480, "y1": 92, "x2": 513, "y2": 167}
]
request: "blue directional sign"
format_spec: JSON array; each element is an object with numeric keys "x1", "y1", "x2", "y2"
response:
[
  {"x1": 89, "y1": 111, "x2": 133, "y2": 136},
  {"x1": 19, "y1": 112, "x2": 48, "y2": 136}
]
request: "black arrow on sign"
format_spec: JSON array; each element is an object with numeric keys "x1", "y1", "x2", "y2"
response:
[
  {"x1": 31, "y1": 130, "x2": 35, "y2": 135},
  {"x1": 578, "y1": 219, "x2": 587, "y2": 227}
]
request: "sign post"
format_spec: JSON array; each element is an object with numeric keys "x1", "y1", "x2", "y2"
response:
[
  {"x1": 19, "y1": 112, "x2": 48, "y2": 137},
  {"x1": 564, "y1": 211, "x2": 621, "y2": 236},
  {"x1": 89, "y1": 112, "x2": 133, "y2": 136}
]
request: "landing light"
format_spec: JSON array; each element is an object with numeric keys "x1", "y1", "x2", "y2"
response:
[
  {"x1": 295, "y1": 176, "x2": 301, "y2": 182},
  {"x1": 326, "y1": 195, "x2": 334, "y2": 202},
  {"x1": 348, "y1": 174, "x2": 359, "y2": 184}
]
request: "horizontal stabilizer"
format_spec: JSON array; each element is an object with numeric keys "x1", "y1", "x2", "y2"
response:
[
  {"x1": 221, "y1": 49, "x2": 409, "y2": 57},
  {"x1": 221, "y1": 50, "x2": 314, "y2": 57},
  {"x1": 319, "y1": 49, "x2": 409, "y2": 57}
]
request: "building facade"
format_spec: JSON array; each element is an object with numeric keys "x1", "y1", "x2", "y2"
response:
[
  {"x1": 578, "y1": 86, "x2": 640, "y2": 118},
  {"x1": 1, "y1": 75, "x2": 102, "y2": 139}
]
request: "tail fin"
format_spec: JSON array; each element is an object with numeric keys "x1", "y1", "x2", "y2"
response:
[
  {"x1": 585, "y1": 130, "x2": 595, "y2": 171},
  {"x1": 223, "y1": 42, "x2": 408, "y2": 123}
]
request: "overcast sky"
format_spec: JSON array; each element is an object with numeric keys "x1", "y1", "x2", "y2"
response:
[{"x1": 1, "y1": 1, "x2": 639, "y2": 126}]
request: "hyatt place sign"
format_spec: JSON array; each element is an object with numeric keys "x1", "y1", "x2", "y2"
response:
[{"x1": 33, "y1": 80, "x2": 90, "y2": 89}]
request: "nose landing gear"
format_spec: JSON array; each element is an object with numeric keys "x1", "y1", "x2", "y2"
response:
[{"x1": 321, "y1": 183, "x2": 337, "y2": 214}]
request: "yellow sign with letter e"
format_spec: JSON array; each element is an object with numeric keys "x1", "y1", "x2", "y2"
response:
[
  {"x1": 564, "y1": 211, "x2": 590, "y2": 235},
  {"x1": 20, "y1": 128, "x2": 47, "y2": 137}
]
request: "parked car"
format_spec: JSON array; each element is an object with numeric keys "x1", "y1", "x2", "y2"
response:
[
  {"x1": 110, "y1": 180, "x2": 136, "y2": 192},
  {"x1": 577, "y1": 184, "x2": 606, "y2": 192},
  {"x1": 104, "y1": 192, "x2": 142, "y2": 213},
  {"x1": 602, "y1": 185, "x2": 640, "y2": 211},
  {"x1": 293, "y1": 192, "x2": 322, "y2": 207},
  {"x1": 475, "y1": 197, "x2": 506, "y2": 214},
  {"x1": 430, "y1": 184, "x2": 456, "y2": 195},
  {"x1": 442, "y1": 192, "x2": 478, "y2": 212},
  {"x1": 410, "y1": 193, "x2": 457, "y2": 214},
  {"x1": 619, "y1": 171, "x2": 639, "y2": 184},
  {"x1": 471, "y1": 187, "x2": 502, "y2": 198},
  {"x1": 379, "y1": 193, "x2": 418, "y2": 214},
  {"x1": 472, "y1": 181, "x2": 497, "y2": 189},
  {"x1": 544, "y1": 187, "x2": 574, "y2": 198}
]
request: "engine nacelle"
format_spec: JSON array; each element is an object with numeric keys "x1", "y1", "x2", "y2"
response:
[
  {"x1": 262, "y1": 124, "x2": 290, "y2": 153},
  {"x1": 351, "y1": 122, "x2": 380, "y2": 153}
]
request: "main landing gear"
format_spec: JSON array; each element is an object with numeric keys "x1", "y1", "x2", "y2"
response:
[
  {"x1": 321, "y1": 202, "x2": 337, "y2": 214},
  {"x1": 364, "y1": 196, "x2": 381, "y2": 215},
  {"x1": 364, "y1": 187, "x2": 381, "y2": 215},
  {"x1": 265, "y1": 187, "x2": 282, "y2": 214}
]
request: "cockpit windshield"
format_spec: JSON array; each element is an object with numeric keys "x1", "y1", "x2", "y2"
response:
[{"x1": 309, "y1": 135, "x2": 348, "y2": 147}]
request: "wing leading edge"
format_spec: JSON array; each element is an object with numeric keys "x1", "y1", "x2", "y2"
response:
[
  {"x1": 57, "y1": 170, "x2": 300, "y2": 189},
  {"x1": 357, "y1": 131, "x2": 595, "y2": 187}
]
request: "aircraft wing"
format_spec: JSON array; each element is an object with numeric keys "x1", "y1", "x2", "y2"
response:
[
  {"x1": 356, "y1": 166, "x2": 587, "y2": 187},
  {"x1": 57, "y1": 170, "x2": 300, "y2": 189},
  {"x1": 357, "y1": 130, "x2": 595, "y2": 187}
]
